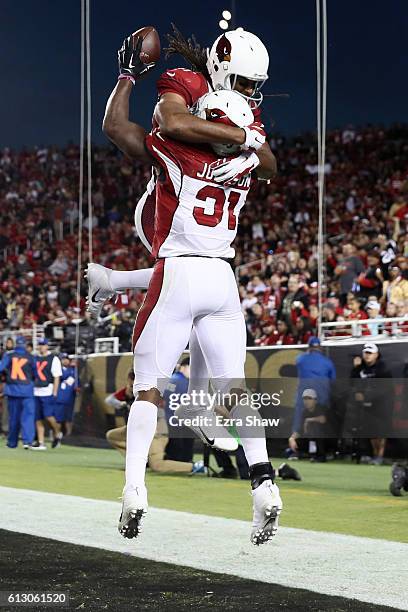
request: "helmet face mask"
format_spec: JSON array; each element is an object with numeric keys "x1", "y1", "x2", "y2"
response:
[
  {"x1": 206, "y1": 29, "x2": 269, "y2": 109},
  {"x1": 229, "y1": 75, "x2": 266, "y2": 109}
]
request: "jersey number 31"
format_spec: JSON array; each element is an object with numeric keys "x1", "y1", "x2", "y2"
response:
[{"x1": 193, "y1": 185, "x2": 241, "y2": 230}]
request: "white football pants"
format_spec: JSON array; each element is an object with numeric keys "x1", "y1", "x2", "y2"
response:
[{"x1": 132, "y1": 256, "x2": 246, "y2": 395}]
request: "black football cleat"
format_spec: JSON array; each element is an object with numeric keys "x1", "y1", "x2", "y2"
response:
[
  {"x1": 278, "y1": 462, "x2": 302, "y2": 481},
  {"x1": 389, "y1": 463, "x2": 408, "y2": 497}
]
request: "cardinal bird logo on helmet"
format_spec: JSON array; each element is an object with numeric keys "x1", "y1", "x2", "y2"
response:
[
  {"x1": 204, "y1": 107, "x2": 235, "y2": 127},
  {"x1": 216, "y1": 34, "x2": 232, "y2": 63},
  {"x1": 205, "y1": 108, "x2": 224, "y2": 121}
]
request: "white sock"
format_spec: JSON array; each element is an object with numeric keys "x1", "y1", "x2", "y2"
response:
[
  {"x1": 110, "y1": 269, "x2": 153, "y2": 291},
  {"x1": 230, "y1": 403, "x2": 269, "y2": 466},
  {"x1": 125, "y1": 400, "x2": 157, "y2": 489}
]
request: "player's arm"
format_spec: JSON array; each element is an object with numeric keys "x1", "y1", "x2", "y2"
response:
[
  {"x1": 156, "y1": 93, "x2": 271, "y2": 155},
  {"x1": 156, "y1": 93, "x2": 276, "y2": 179},
  {"x1": 155, "y1": 93, "x2": 246, "y2": 146},
  {"x1": 103, "y1": 80, "x2": 152, "y2": 163},
  {"x1": 254, "y1": 143, "x2": 277, "y2": 180},
  {"x1": 103, "y1": 35, "x2": 155, "y2": 163},
  {"x1": 211, "y1": 143, "x2": 276, "y2": 185}
]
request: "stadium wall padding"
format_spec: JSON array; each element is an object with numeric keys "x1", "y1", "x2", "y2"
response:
[{"x1": 74, "y1": 341, "x2": 408, "y2": 442}]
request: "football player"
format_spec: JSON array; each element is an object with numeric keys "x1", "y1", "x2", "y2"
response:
[
  {"x1": 96, "y1": 29, "x2": 282, "y2": 546},
  {"x1": 88, "y1": 26, "x2": 276, "y2": 455}
]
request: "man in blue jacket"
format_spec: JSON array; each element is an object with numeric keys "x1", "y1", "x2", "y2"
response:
[
  {"x1": 0, "y1": 336, "x2": 36, "y2": 449},
  {"x1": 293, "y1": 337, "x2": 336, "y2": 433},
  {"x1": 54, "y1": 354, "x2": 77, "y2": 436}
]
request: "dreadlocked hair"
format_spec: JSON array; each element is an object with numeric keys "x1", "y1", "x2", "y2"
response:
[{"x1": 164, "y1": 23, "x2": 210, "y2": 81}]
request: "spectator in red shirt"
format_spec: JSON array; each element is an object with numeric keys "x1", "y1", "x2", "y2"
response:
[{"x1": 356, "y1": 251, "x2": 383, "y2": 299}]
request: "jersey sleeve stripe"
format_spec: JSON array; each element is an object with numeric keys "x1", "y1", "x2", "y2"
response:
[
  {"x1": 135, "y1": 190, "x2": 155, "y2": 253},
  {"x1": 151, "y1": 145, "x2": 182, "y2": 195},
  {"x1": 149, "y1": 142, "x2": 184, "y2": 258}
]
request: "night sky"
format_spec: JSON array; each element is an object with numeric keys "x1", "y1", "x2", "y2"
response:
[{"x1": 1, "y1": 0, "x2": 407, "y2": 148}]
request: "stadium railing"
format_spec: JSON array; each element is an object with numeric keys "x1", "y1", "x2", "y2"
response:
[
  {"x1": 2, "y1": 316, "x2": 408, "y2": 354},
  {"x1": 235, "y1": 258, "x2": 266, "y2": 281},
  {"x1": 320, "y1": 316, "x2": 408, "y2": 341},
  {"x1": 0, "y1": 325, "x2": 45, "y2": 352}
]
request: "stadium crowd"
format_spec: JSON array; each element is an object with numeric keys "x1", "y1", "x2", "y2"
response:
[{"x1": 0, "y1": 123, "x2": 407, "y2": 352}]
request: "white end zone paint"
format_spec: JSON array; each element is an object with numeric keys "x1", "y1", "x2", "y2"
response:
[{"x1": 0, "y1": 486, "x2": 407, "y2": 610}]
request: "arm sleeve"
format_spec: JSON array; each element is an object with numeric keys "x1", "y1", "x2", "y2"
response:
[
  {"x1": 144, "y1": 133, "x2": 164, "y2": 170},
  {"x1": 51, "y1": 356, "x2": 63, "y2": 378}
]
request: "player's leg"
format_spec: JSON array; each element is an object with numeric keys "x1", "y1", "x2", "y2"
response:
[
  {"x1": 120, "y1": 258, "x2": 193, "y2": 538},
  {"x1": 86, "y1": 188, "x2": 155, "y2": 317},
  {"x1": 192, "y1": 261, "x2": 282, "y2": 544},
  {"x1": 85, "y1": 264, "x2": 154, "y2": 318},
  {"x1": 110, "y1": 269, "x2": 153, "y2": 291},
  {"x1": 175, "y1": 327, "x2": 238, "y2": 451},
  {"x1": 87, "y1": 258, "x2": 236, "y2": 450},
  {"x1": 87, "y1": 259, "x2": 237, "y2": 450}
]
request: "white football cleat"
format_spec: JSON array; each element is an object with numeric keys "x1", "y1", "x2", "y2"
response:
[
  {"x1": 251, "y1": 480, "x2": 283, "y2": 545},
  {"x1": 174, "y1": 404, "x2": 238, "y2": 452},
  {"x1": 85, "y1": 263, "x2": 115, "y2": 319},
  {"x1": 118, "y1": 484, "x2": 148, "y2": 539}
]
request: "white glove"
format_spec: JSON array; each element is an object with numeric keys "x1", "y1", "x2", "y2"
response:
[
  {"x1": 241, "y1": 121, "x2": 266, "y2": 151},
  {"x1": 211, "y1": 152, "x2": 260, "y2": 186}
]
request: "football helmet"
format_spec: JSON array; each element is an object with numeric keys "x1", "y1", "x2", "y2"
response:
[
  {"x1": 192, "y1": 89, "x2": 254, "y2": 156},
  {"x1": 206, "y1": 28, "x2": 269, "y2": 108}
]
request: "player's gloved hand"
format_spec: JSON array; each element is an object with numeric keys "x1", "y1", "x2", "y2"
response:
[
  {"x1": 118, "y1": 35, "x2": 155, "y2": 84},
  {"x1": 211, "y1": 152, "x2": 260, "y2": 186},
  {"x1": 240, "y1": 121, "x2": 266, "y2": 151}
]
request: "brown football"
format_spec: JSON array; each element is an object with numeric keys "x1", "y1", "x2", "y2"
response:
[{"x1": 132, "y1": 26, "x2": 161, "y2": 64}]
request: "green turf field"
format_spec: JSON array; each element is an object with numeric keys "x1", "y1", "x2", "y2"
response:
[{"x1": 0, "y1": 443, "x2": 407, "y2": 543}]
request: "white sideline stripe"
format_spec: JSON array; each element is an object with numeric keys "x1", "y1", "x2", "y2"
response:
[{"x1": 0, "y1": 486, "x2": 407, "y2": 610}]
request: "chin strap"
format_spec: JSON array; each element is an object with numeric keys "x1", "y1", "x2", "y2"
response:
[{"x1": 249, "y1": 462, "x2": 275, "y2": 490}]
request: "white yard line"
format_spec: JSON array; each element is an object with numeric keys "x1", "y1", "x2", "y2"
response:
[{"x1": 1, "y1": 486, "x2": 407, "y2": 610}]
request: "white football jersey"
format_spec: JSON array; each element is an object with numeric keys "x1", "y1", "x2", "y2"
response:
[{"x1": 145, "y1": 130, "x2": 252, "y2": 259}]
